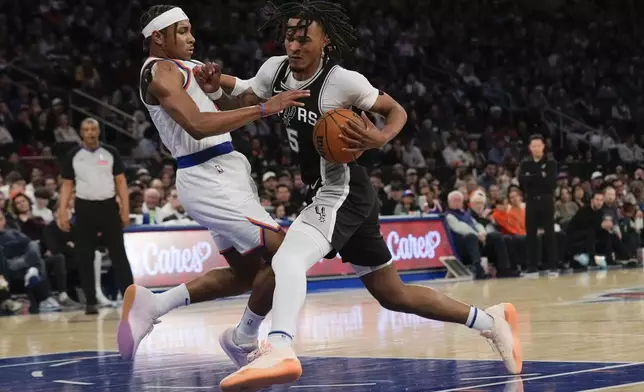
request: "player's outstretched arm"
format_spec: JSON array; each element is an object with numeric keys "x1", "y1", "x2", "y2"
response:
[
  {"x1": 149, "y1": 62, "x2": 308, "y2": 140},
  {"x1": 219, "y1": 74, "x2": 265, "y2": 108}
]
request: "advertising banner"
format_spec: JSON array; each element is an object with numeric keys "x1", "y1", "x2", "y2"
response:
[{"x1": 124, "y1": 217, "x2": 454, "y2": 288}]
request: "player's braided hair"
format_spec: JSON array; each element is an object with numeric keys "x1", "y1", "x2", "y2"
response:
[
  {"x1": 259, "y1": 1, "x2": 356, "y2": 58},
  {"x1": 140, "y1": 4, "x2": 177, "y2": 52}
]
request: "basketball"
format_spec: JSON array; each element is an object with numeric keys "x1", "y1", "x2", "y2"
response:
[{"x1": 313, "y1": 109, "x2": 365, "y2": 164}]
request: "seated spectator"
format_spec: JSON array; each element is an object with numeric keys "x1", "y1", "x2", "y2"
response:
[
  {"x1": 496, "y1": 188, "x2": 567, "y2": 272},
  {"x1": 566, "y1": 192, "x2": 612, "y2": 269},
  {"x1": 602, "y1": 186, "x2": 629, "y2": 263},
  {"x1": 273, "y1": 204, "x2": 290, "y2": 222},
  {"x1": 419, "y1": 183, "x2": 442, "y2": 213},
  {"x1": 402, "y1": 139, "x2": 426, "y2": 169},
  {"x1": 463, "y1": 140, "x2": 486, "y2": 169},
  {"x1": 129, "y1": 191, "x2": 144, "y2": 215},
  {"x1": 262, "y1": 171, "x2": 278, "y2": 199},
  {"x1": 32, "y1": 188, "x2": 54, "y2": 223},
  {"x1": 274, "y1": 184, "x2": 299, "y2": 218},
  {"x1": 445, "y1": 190, "x2": 512, "y2": 279},
  {"x1": 488, "y1": 139, "x2": 509, "y2": 165},
  {"x1": 555, "y1": 188, "x2": 578, "y2": 226},
  {"x1": 141, "y1": 188, "x2": 162, "y2": 224},
  {"x1": 0, "y1": 213, "x2": 61, "y2": 312},
  {"x1": 617, "y1": 203, "x2": 642, "y2": 263},
  {"x1": 1, "y1": 172, "x2": 32, "y2": 202},
  {"x1": 381, "y1": 184, "x2": 402, "y2": 216},
  {"x1": 478, "y1": 163, "x2": 497, "y2": 190},
  {"x1": 442, "y1": 137, "x2": 468, "y2": 168},
  {"x1": 149, "y1": 178, "x2": 166, "y2": 202},
  {"x1": 487, "y1": 184, "x2": 502, "y2": 206},
  {"x1": 10, "y1": 192, "x2": 46, "y2": 241},
  {"x1": 53, "y1": 114, "x2": 81, "y2": 144},
  {"x1": 492, "y1": 190, "x2": 526, "y2": 236},
  {"x1": 394, "y1": 190, "x2": 419, "y2": 216},
  {"x1": 572, "y1": 185, "x2": 586, "y2": 208},
  {"x1": 617, "y1": 135, "x2": 644, "y2": 165},
  {"x1": 44, "y1": 175, "x2": 59, "y2": 210},
  {"x1": 160, "y1": 187, "x2": 189, "y2": 222}
]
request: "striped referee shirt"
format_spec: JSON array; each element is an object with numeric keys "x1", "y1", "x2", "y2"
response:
[{"x1": 61, "y1": 144, "x2": 125, "y2": 201}]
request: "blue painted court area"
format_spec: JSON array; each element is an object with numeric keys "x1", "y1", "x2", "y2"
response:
[{"x1": 1, "y1": 351, "x2": 643, "y2": 391}]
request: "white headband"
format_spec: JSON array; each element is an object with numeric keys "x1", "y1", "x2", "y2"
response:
[{"x1": 142, "y1": 7, "x2": 189, "y2": 38}]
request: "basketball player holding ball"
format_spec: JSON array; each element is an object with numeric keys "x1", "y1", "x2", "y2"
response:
[{"x1": 203, "y1": 1, "x2": 523, "y2": 390}]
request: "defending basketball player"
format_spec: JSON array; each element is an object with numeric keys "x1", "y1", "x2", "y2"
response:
[
  {"x1": 116, "y1": 5, "x2": 310, "y2": 362},
  {"x1": 210, "y1": 2, "x2": 523, "y2": 390}
]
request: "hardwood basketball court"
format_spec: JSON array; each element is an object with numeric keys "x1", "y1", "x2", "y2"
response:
[{"x1": 2, "y1": 270, "x2": 644, "y2": 391}]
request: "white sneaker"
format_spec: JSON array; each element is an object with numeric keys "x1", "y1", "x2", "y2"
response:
[
  {"x1": 96, "y1": 288, "x2": 114, "y2": 307},
  {"x1": 219, "y1": 342, "x2": 302, "y2": 391},
  {"x1": 482, "y1": 303, "x2": 523, "y2": 374},
  {"x1": 117, "y1": 285, "x2": 160, "y2": 360},
  {"x1": 219, "y1": 327, "x2": 259, "y2": 368},
  {"x1": 39, "y1": 297, "x2": 62, "y2": 312}
]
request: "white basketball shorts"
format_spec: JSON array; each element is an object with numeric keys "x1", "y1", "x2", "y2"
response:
[{"x1": 175, "y1": 151, "x2": 280, "y2": 256}]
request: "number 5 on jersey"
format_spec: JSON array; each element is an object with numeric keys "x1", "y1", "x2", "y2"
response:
[{"x1": 286, "y1": 127, "x2": 299, "y2": 152}]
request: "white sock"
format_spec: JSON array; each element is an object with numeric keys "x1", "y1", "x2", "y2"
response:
[
  {"x1": 268, "y1": 331, "x2": 294, "y2": 348},
  {"x1": 155, "y1": 284, "x2": 190, "y2": 317},
  {"x1": 269, "y1": 223, "x2": 331, "y2": 347},
  {"x1": 233, "y1": 306, "x2": 265, "y2": 345},
  {"x1": 466, "y1": 306, "x2": 495, "y2": 331}
]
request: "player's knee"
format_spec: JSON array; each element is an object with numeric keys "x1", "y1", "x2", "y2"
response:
[
  {"x1": 252, "y1": 265, "x2": 275, "y2": 292},
  {"x1": 271, "y1": 250, "x2": 304, "y2": 279}
]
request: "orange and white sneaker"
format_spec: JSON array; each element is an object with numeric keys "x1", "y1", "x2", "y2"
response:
[
  {"x1": 219, "y1": 342, "x2": 303, "y2": 392},
  {"x1": 117, "y1": 285, "x2": 160, "y2": 360},
  {"x1": 481, "y1": 303, "x2": 523, "y2": 374}
]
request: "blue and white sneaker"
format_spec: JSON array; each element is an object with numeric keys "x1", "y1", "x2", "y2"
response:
[{"x1": 24, "y1": 267, "x2": 40, "y2": 288}]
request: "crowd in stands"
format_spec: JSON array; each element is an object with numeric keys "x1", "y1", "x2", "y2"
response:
[{"x1": 1, "y1": 0, "x2": 644, "y2": 312}]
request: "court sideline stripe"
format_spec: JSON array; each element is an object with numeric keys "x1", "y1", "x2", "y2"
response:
[
  {"x1": 0, "y1": 354, "x2": 120, "y2": 369},
  {"x1": 432, "y1": 362, "x2": 644, "y2": 392},
  {"x1": 298, "y1": 354, "x2": 633, "y2": 364},
  {"x1": 461, "y1": 373, "x2": 541, "y2": 381},
  {"x1": 291, "y1": 383, "x2": 378, "y2": 388},
  {"x1": 581, "y1": 381, "x2": 644, "y2": 391}
]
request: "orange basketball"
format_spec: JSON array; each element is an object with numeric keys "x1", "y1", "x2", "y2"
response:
[{"x1": 312, "y1": 109, "x2": 365, "y2": 164}]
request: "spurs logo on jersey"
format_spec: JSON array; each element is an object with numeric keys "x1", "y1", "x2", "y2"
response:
[
  {"x1": 281, "y1": 107, "x2": 319, "y2": 128},
  {"x1": 270, "y1": 58, "x2": 338, "y2": 184},
  {"x1": 281, "y1": 106, "x2": 297, "y2": 127}
]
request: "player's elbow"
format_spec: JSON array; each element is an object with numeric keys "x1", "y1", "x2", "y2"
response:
[
  {"x1": 183, "y1": 119, "x2": 207, "y2": 141},
  {"x1": 395, "y1": 102, "x2": 408, "y2": 122}
]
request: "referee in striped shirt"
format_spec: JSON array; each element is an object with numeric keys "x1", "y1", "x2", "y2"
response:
[{"x1": 56, "y1": 118, "x2": 134, "y2": 314}]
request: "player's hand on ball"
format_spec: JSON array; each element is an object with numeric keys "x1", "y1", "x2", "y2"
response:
[
  {"x1": 339, "y1": 111, "x2": 386, "y2": 152},
  {"x1": 194, "y1": 62, "x2": 222, "y2": 93},
  {"x1": 264, "y1": 90, "x2": 310, "y2": 115}
]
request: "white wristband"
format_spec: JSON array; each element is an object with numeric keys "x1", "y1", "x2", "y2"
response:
[
  {"x1": 207, "y1": 88, "x2": 223, "y2": 101},
  {"x1": 231, "y1": 77, "x2": 249, "y2": 97}
]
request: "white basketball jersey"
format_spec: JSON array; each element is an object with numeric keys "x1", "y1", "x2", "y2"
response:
[{"x1": 139, "y1": 57, "x2": 231, "y2": 158}]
